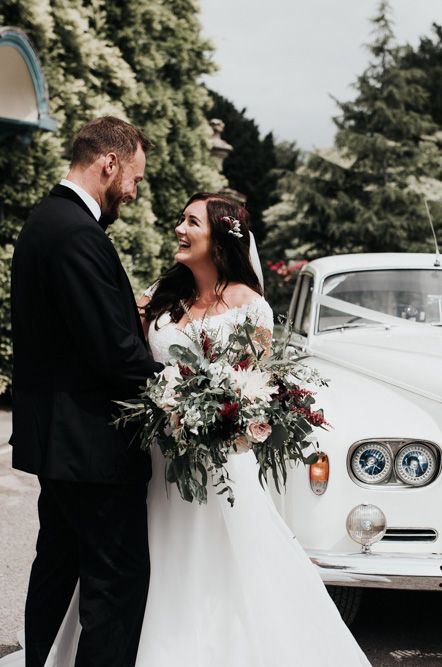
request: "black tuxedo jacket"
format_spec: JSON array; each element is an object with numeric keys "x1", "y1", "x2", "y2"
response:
[{"x1": 10, "y1": 184, "x2": 163, "y2": 483}]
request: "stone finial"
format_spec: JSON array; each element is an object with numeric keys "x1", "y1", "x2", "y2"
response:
[
  {"x1": 209, "y1": 118, "x2": 233, "y2": 172},
  {"x1": 210, "y1": 118, "x2": 226, "y2": 135}
]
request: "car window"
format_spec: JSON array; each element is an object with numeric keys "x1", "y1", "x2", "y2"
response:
[
  {"x1": 288, "y1": 275, "x2": 301, "y2": 325},
  {"x1": 292, "y1": 274, "x2": 313, "y2": 336},
  {"x1": 318, "y1": 269, "x2": 442, "y2": 332}
]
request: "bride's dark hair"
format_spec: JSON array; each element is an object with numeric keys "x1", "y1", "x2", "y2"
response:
[{"x1": 146, "y1": 192, "x2": 263, "y2": 326}]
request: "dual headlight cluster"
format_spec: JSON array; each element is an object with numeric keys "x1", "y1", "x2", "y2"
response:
[{"x1": 350, "y1": 439, "x2": 440, "y2": 488}]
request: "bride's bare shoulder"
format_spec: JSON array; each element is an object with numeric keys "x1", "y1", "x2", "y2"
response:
[{"x1": 223, "y1": 283, "x2": 262, "y2": 308}]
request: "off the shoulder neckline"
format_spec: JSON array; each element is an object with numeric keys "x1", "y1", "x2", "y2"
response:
[{"x1": 177, "y1": 295, "x2": 268, "y2": 330}]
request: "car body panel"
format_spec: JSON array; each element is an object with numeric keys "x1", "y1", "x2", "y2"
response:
[{"x1": 273, "y1": 253, "x2": 442, "y2": 590}]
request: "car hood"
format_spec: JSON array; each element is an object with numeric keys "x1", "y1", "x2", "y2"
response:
[{"x1": 308, "y1": 325, "x2": 442, "y2": 403}]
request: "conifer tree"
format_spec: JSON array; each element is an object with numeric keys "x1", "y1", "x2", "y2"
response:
[
  {"x1": 333, "y1": 0, "x2": 441, "y2": 251},
  {"x1": 264, "y1": 1, "x2": 442, "y2": 262},
  {"x1": 398, "y1": 24, "x2": 442, "y2": 126},
  {"x1": 398, "y1": 23, "x2": 442, "y2": 222}
]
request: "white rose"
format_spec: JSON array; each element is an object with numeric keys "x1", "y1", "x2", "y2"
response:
[
  {"x1": 183, "y1": 406, "x2": 204, "y2": 435},
  {"x1": 157, "y1": 364, "x2": 182, "y2": 411}
]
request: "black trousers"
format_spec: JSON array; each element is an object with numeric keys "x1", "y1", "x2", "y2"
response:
[{"x1": 24, "y1": 479, "x2": 149, "y2": 667}]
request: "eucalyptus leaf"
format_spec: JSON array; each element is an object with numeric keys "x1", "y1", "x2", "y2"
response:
[
  {"x1": 304, "y1": 452, "x2": 320, "y2": 465},
  {"x1": 168, "y1": 344, "x2": 199, "y2": 366},
  {"x1": 269, "y1": 423, "x2": 289, "y2": 447}
]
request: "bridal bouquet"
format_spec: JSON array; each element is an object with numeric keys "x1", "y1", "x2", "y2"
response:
[{"x1": 116, "y1": 314, "x2": 329, "y2": 506}]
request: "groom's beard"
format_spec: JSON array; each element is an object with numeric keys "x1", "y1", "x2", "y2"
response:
[{"x1": 103, "y1": 171, "x2": 124, "y2": 223}]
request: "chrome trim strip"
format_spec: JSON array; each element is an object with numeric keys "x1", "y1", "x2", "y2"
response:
[
  {"x1": 309, "y1": 549, "x2": 442, "y2": 591},
  {"x1": 381, "y1": 528, "x2": 438, "y2": 542}
]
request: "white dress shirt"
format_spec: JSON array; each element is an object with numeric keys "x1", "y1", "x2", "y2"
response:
[{"x1": 60, "y1": 178, "x2": 101, "y2": 221}]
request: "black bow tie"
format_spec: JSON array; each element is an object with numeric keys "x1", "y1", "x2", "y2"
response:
[{"x1": 98, "y1": 214, "x2": 114, "y2": 231}]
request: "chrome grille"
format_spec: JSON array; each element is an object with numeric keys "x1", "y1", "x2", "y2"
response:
[{"x1": 381, "y1": 528, "x2": 438, "y2": 542}]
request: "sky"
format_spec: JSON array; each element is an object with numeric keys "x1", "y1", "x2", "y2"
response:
[{"x1": 198, "y1": 0, "x2": 442, "y2": 150}]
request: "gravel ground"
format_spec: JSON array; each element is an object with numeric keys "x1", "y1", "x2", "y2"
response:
[
  {"x1": 0, "y1": 645, "x2": 20, "y2": 659},
  {"x1": 0, "y1": 410, "x2": 39, "y2": 654},
  {"x1": 0, "y1": 456, "x2": 38, "y2": 645}
]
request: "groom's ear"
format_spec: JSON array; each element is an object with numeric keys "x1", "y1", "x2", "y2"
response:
[{"x1": 103, "y1": 152, "x2": 118, "y2": 176}]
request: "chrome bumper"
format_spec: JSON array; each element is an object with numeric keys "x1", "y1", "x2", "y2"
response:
[{"x1": 309, "y1": 549, "x2": 442, "y2": 591}]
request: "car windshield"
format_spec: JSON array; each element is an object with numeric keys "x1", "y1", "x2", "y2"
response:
[{"x1": 318, "y1": 269, "x2": 442, "y2": 332}]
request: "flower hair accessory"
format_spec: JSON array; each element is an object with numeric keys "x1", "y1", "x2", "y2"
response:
[{"x1": 220, "y1": 215, "x2": 243, "y2": 239}]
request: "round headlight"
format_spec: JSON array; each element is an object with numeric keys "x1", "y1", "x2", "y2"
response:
[
  {"x1": 395, "y1": 442, "x2": 437, "y2": 486},
  {"x1": 346, "y1": 504, "x2": 387, "y2": 551},
  {"x1": 351, "y1": 442, "x2": 392, "y2": 484}
]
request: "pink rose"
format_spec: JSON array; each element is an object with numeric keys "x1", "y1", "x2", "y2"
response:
[{"x1": 246, "y1": 420, "x2": 272, "y2": 443}]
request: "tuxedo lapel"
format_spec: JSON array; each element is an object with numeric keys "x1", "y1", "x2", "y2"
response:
[
  {"x1": 50, "y1": 184, "x2": 146, "y2": 343},
  {"x1": 50, "y1": 185, "x2": 116, "y2": 231},
  {"x1": 50, "y1": 184, "x2": 99, "y2": 225}
]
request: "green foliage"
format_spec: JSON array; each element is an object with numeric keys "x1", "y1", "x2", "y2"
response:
[
  {"x1": 399, "y1": 23, "x2": 442, "y2": 126},
  {"x1": 105, "y1": 1, "x2": 225, "y2": 259},
  {"x1": 264, "y1": 1, "x2": 442, "y2": 263},
  {"x1": 398, "y1": 22, "x2": 442, "y2": 226},
  {"x1": 0, "y1": 244, "x2": 13, "y2": 395},
  {"x1": 0, "y1": 130, "x2": 66, "y2": 393},
  {"x1": 0, "y1": 0, "x2": 223, "y2": 393}
]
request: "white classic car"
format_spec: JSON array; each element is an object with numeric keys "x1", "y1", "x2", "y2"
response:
[{"x1": 272, "y1": 253, "x2": 442, "y2": 624}]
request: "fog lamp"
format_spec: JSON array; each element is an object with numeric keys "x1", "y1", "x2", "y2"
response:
[{"x1": 346, "y1": 504, "x2": 387, "y2": 553}]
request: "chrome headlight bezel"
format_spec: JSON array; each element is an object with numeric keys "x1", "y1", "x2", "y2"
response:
[
  {"x1": 394, "y1": 443, "x2": 438, "y2": 486},
  {"x1": 347, "y1": 439, "x2": 441, "y2": 489},
  {"x1": 350, "y1": 442, "x2": 393, "y2": 485}
]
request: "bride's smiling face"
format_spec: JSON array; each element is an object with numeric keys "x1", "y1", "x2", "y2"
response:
[{"x1": 174, "y1": 200, "x2": 213, "y2": 268}]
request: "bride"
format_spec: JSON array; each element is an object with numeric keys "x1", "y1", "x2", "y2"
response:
[{"x1": 1, "y1": 192, "x2": 370, "y2": 666}]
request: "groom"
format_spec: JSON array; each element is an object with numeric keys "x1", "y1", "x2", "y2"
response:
[{"x1": 10, "y1": 116, "x2": 163, "y2": 666}]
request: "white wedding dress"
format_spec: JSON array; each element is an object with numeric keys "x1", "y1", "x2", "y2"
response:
[{"x1": 0, "y1": 297, "x2": 370, "y2": 667}]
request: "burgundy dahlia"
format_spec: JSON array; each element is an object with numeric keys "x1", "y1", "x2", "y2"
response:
[{"x1": 219, "y1": 401, "x2": 239, "y2": 421}]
